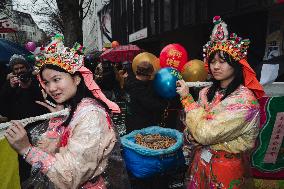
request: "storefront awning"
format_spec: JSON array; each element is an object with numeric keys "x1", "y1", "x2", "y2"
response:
[{"x1": 0, "y1": 28, "x2": 17, "y2": 33}]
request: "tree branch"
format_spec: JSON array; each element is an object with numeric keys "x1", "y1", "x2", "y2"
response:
[
  {"x1": 79, "y1": 0, "x2": 85, "y2": 9},
  {"x1": 82, "y1": 0, "x2": 92, "y2": 19}
]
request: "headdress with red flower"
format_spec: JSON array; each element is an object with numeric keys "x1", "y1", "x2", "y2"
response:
[
  {"x1": 203, "y1": 16, "x2": 250, "y2": 62},
  {"x1": 35, "y1": 34, "x2": 85, "y2": 74},
  {"x1": 34, "y1": 34, "x2": 121, "y2": 113},
  {"x1": 203, "y1": 16, "x2": 265, "y2": 99}
]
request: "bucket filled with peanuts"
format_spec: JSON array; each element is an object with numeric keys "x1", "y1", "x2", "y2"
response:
[{"x1": 121, "y1": 126, "x2": 185, "y2": 178}]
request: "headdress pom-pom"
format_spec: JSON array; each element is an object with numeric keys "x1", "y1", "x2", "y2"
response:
[
  {"x1": 40, "y1": 45, "x2": 45, "y2": 51},
  {"x1": 230, "y1": 33, "x2": 237, "y2": 39},
  {"x1": 213, "y1": 16, "x2": 222, "y2": 25},
  {"x1": 52, "y1": 33, "x2": 64, "y2": 42}
]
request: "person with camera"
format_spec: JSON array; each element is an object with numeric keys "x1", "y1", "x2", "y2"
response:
[{"x1": 0, "y1": 54, "x2": 48, "y2": 184}]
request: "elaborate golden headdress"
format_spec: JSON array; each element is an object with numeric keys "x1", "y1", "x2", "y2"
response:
[
  {"x1": 203, "y1": 16, "x2": 265, "y2": 99},
  {"x1": 203, "y1": 16, "x2": 250, "y2": 62},
  {"x1": 34, "y1": 34, "x2": 121, "y2": 113},
  {"x1": 35, "y1": 34, "x2": 85, "y2": 74}
]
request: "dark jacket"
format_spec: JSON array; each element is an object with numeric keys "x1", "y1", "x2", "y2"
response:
[
  {"x1": 0, "y1": 76, "x2": 48, "y2": 183},
  {"x1": 0, "y1": 77, "x2": 47, "y2": 122},
  {"x1": 0, "y1": 64, "x2": 8, "y2": 89},
  {"x1": 97, "y1": 66, "x2": 119, "y2": 91},
  {"x1": 124, "y1": 75, "x2": 167, "y2": 133}
]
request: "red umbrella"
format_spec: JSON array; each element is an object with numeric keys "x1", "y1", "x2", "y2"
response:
[{"x1": 100, "y1": 44, "x2": 141, "y2": 62}]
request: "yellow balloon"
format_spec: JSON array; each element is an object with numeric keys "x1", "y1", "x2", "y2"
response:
[
  {"x1": 132, "y1": 52, "x2": 160, "y2": 79},
  {"x1": 181, "y1": 59, "x2": 208, "y2": 82}
]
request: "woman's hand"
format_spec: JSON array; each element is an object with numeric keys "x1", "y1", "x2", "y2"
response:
[
  {"x1": 36, "y1": 100, "x2": 64, "y2": 113},
  {"x1": 184, "y1": 129, "x2": 199, "y2": 147},
  {"x1": 176, "y1": 80, "x2": 189, "y2": 98},
  {"x1": 35, "y1": 89, "x2": 64, "y2": 113},
  {"x1": 121, "y1": 71, "x2": 128, "y2": 78},
  {"x1": 4, "y1": 121, "x2": 31, "y2": 155}
]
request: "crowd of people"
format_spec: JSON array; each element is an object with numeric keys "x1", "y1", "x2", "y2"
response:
[{"x1": 0, "y1": 16, "x2": 264, "y2": 189}]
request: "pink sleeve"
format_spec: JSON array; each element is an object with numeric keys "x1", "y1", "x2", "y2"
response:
[
  {"x1": 25, "y1": 147, "x2": 56, "y2": 174},
  {"x1": 26, "y1": 108, "x2": 116, "y2": 189}
]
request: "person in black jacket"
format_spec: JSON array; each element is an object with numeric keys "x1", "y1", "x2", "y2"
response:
[
  {"x1": 95, "y1": 61, "x2": 121, "y2": 100},
  {"x1": 124, "y1": 61, "x2": 185, "y2": 189},
  {"x1": 0, "y1": 54, "x2": 48, "y2": 184},
  {"x1": 0, "y1": 63, "x2": 8, "y2": 88},
  {"x1": 124, "y1": 61, "x2": 167, "y2": 134},
  {"x1": 0, "y1": 63, "x2": 8, "y2": 123}
]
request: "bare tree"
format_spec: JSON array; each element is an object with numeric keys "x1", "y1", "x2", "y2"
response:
[
  {"x1": 56, "y1": 0, "x2": 93, "y2": 46},
  {"x1": 30, "y1": 0, "x2": 63, "y2": 34},
  {"x1": 30, "y1": 0, "x2": 93, "y2": 46},
  {"x1": 0, "y1": 0, "x2": 14, "y2": 17},
  {"x1": 0, "y1": 0, "x2": 6, "y2": 9}
]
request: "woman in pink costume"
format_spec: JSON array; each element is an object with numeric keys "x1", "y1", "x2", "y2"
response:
[{"x1": 4, "y1": 35, "x2": 126, "y2": 188}]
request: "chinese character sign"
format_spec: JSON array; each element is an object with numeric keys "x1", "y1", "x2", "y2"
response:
[
  {"x1": 251, "y1": 96, "x2": 284, "y2": 179},
  {"x1": 159, "y1": 44, "x2": 188, "y2": 72}
]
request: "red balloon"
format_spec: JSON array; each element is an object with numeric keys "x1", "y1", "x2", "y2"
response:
[
  {"x1": 111, "y1": 41, "x2": 120, "y2": 48},
  {"x1": 159, "y1": 43, "x2": 188, "y2": 72}
]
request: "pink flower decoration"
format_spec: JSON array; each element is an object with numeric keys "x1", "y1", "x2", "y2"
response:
[
  {"x1": 235, "y1": 37, "x2": 242, "y2": 43},
  {"x1": 230, "y1": 33, "x2": 237, "y2": 39},
  {"x1": 213, "y1": 16, "x2": 221, "y2": 24}
]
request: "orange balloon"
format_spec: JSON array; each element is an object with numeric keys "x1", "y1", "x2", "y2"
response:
[
  {"x1": 132, "y1": 52, "x2": 160, "y2": 80},
  {"x1": 111, "y1": 41, "x2": 120, "y2": 48},
  {"x1": 181, "y1": 59, "x2": 208, "y2": 82}
]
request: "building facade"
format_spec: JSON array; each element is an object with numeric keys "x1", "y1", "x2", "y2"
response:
[
  {"x1": 82, "y1": 0, "x2": 284, "y2": 81},
  {"x1": 109, "y1": 0, "x2": 283, "y2": 67},
  {"x1": 0, "y1": 0, "x2": 15, "y2": 40},
  {"x1": 0, "y1": 0, "x2": 45, "y2": 45},
  {"x1": 82, "y1": 0, "x2": 111, "y2": 53},
  {"x1": 11, "y1": 10, "x2": 45, "y2": 44}
]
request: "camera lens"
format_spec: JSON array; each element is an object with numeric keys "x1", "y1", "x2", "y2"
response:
[{"x1": 18, "y1": 72, "x2": 32, "y2": 83}]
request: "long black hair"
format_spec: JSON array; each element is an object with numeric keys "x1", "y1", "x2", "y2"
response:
[
  {"x1": 207, "y1": 50, "x2": 244, "y2": 102},
  {"x1": 39, "y1": 64, "x2": 110, "y2": 126}
]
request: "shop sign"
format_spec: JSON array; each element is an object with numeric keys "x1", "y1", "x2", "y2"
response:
[{"x1": 129, "y1": 28, "x2": 147, "y2": 43}]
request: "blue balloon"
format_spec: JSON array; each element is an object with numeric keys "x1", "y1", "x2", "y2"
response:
[{"x1": 154, "y1": 67, "x2": 182, "y2": 99}]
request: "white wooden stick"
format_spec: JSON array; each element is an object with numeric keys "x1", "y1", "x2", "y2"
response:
[
  {"x1": 185, "y1": 82, "x2": 213, "y2": 88},
  {"x1": 0, "y1": 108, "x2": 69, "y2": 140}
]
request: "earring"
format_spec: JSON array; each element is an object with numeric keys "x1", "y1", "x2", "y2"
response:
[{"x1": 76, "y1": 78, "x2": 81, "y2": 85}]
